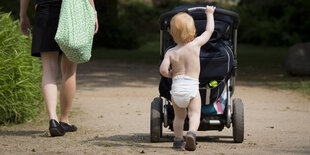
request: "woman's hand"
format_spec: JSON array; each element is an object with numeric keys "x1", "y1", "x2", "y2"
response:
[
  {"x1": 20, "y1": 0, "x2": 31, "y2": 36},
  {"x1": 88, "y1": 0, "x2": 98, "y2": 35},
  {"x1": 94, "y1": 13, "x2": 98, "y2": 35},
  {"x1": 20, "y1": 16, "x2": 31, "y2": 36}
]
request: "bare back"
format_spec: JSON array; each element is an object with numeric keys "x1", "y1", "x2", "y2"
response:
[
  {"x1": 159, "y1": 6, "x2": 214, "y2": 80},
  {"x1": 169, "y1": 42, "x2": 200, "y2": 79}
]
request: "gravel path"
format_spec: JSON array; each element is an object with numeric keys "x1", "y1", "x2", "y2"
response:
[{"x1": 0, "y1": 60, "x2": 309, "y2": 154}]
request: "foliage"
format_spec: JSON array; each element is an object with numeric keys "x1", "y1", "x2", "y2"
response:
[
  {"x1": 94, "y1": 15, "x2": 141, "y2": 49},
  {"x1": 151, "y1": 0, "x2": 184, "y2": 8},
  {"x1": 93, "y1": 40, "x2": 310, "y2": 96},
  {"x1": 93, "y1": 37, "x2": 160, "y2": 64},
  {"x1": 0, "y1": 11, "x2": 43, "y2": 124},
  {"x1": 119, "y1": 1, "x2": 162, "y2": 34},
  {"x1": 94, "y1": 0, "x2": 218, "y2": 49},
  {"x1": 237, "y1": 44, "x2": 310, "y2": 96},
  {"x1": 4, "y1": 0, "x2": 309, "y2": 48},
  {"x1": 236, "y1": 0, "x2": 310, "y2": 46},
  {"x1": 93, "y1": 0, "x2": 142, "y2": 49},
  {"x1": 0, "y1": 0, "x2": 35, "y2": 22}
]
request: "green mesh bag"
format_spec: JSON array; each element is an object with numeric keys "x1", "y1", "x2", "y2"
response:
[{"x1": 55, "y1": 0, "x2": 95, "y2": 64}]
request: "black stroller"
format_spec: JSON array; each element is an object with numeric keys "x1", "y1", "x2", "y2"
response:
[{"x1": 150, "y1": 5, "x2": 244, "y2": 143}]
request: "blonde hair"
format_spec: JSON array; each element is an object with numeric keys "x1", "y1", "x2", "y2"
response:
[{"x1": 170, "y1": 12, "x2": 196, "y2": 44}]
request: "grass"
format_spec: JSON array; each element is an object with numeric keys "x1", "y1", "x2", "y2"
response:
[
  {"x1": 237, "y1": 44, "x2": 287, "y2": 77},
  {"x1": 0, "y1": 12, "x2": 43, "y2": 125},
  {"x1": 237, "y1": 44, "x2": 310, "y2": 95},
  {"x1": 92, "y1": 40, "x2": 310, "y2": 96}
]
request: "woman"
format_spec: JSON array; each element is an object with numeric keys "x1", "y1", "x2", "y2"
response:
[{"x1": 19, "y1": 0, "x2": 98, "y2": 137}]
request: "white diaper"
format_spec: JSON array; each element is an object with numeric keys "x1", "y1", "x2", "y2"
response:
[{"x1": 170, "y1": 75, "x2": 199, "y2": 108}]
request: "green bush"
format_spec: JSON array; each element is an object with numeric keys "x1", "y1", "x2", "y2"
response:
[
  {"x1": 94, "y1": 0, "x2": 210, "y2": 49},
  {"x1": 94, "y1": 16, "x2": 141, "y2": 49},
  {"x1": 119, "y1": 1, "x2": 162, "y2": 39},
  {"x1": 236, "y1": 0, "x2": 310, "y2": 46},
  {"x1": 0, "y1": 11, "x2": 43, "y2": 124},
  {"x1": 0, "y1": 0, "x2": 35, "y2": 22}
]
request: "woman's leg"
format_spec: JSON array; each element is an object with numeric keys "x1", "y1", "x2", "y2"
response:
[
  {"x1": 172, "y1": 98, "x2": 187, "y2": 139},
  {"x1": 59, "y1": 54, "x2": 77, "y2": 124},
  {"x1": 188, "y1": 93, "x2": 201, "y2": 132},
  {"x1": 41, "y1": 52, "x2": 59, "y2": 121}
]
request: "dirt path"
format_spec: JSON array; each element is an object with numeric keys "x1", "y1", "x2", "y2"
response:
[{"x1": 1, "y1": 60, "x2": 310, "y2": 154}]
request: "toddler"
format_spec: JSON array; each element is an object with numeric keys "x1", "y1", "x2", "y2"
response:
[{"x1": 159, "y1": 5, "x2": 215, "y2": 151}]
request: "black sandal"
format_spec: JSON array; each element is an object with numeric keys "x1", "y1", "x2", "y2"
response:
[
  {"x1": 49, "y1": 119, "x2": 65, "y2": 137},
  {"x1": 59, "y1": 122, "x2": 78, "y2": 132}
]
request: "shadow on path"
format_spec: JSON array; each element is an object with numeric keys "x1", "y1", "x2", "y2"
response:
[
  {"x1": 197, "y1": 135, "x2": 235, "y2": 143},
  {"x1": 83, "y1": 133, "x2": 169, "y2": 149},
  {"x1": 83, "y1": 133, "x2": 235, "y2": 149},
  {"x1": 0, "y1": 130, "x2": 45, "y2": 137},
  {"x1": 77, "y1": 60, "x2": 159, "y2": 89}
]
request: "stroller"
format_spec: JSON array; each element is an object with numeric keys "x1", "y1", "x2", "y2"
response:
[{"x1": 150, "y1": 5, "x2": 244, "y2": 143}]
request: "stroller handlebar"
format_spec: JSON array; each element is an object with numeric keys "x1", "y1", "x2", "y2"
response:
[
  {"x1": 159, "y1": 6, "x2": 240, "y2": 29},
  {"x1": 188, "y1": 7, "x2": 206, "y2": 12}
]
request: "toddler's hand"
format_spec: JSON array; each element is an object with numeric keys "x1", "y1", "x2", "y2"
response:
[{"x1": 205, "y1": 5, "x2": 216, "y2": 15}]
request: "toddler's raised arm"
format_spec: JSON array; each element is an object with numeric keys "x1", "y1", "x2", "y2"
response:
[{"x1": 192, "y1": 5, "x2": 215, "y2": 47}]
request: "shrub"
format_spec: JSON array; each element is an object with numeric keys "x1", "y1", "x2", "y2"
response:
[
  {"x1": 0, "y1": 0, "x2": 35, "y2": 22},
  {"x1": 236, "y1": 0, "x2": 310, "y2": 46},
  {"x1": 0, "y1": 11, "x2": 43, "y2": 124},
  {"x1": 94, "y1": 17, "x2": 141, "y2": 49}
]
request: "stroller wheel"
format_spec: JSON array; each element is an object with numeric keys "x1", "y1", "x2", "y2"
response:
[
  {"x1": 150, "y1": 97, "x2": 163, "y2": 142},
  {"x1": 232, "y1": 98, "x2": 244, "y2": 143}
]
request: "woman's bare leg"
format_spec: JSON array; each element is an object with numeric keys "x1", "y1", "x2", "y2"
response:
[
  {"x1": 59, "y1": 54, "x2": 77, "y2": 124},
  {"x1": 41, "y1": 52, "x2": 59, "y2": 121},
  {"x1": 172, "y1": 98, "x2": 187, "y2": 139},
  {"x1": 188, "y1": 93, "x2": 201, "y2": 132}
]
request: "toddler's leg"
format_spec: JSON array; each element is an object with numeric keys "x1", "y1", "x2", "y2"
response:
[
  {"x1": 185, "y1": 93, "x2": 201, "y2": 151},
  {"x1": 188, "y1": 93, "x2": 201, "y2": 132},
  {"x1": 172, "y1": 98, "x2": 187, "y2": 139}
]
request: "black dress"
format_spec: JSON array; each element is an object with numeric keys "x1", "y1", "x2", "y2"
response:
[
  {"x1": 35, "y1": 0, "x2": 60, "y2": 5},
  {"x1": 31, "y1": 0, "x2": 62, "y2": 57}
]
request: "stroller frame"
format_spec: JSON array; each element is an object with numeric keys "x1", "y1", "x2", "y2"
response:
[{"x1": 150, "y1": 6, "x2": 244, "y2": 143}]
